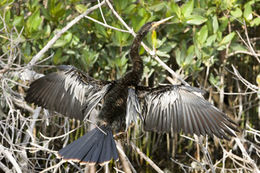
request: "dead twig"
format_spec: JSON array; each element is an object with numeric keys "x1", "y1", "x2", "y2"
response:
[{"x1": 130, "y1": 141, "x2": 164, "y2": 173}]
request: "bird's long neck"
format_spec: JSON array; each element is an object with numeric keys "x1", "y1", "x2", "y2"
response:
[
  {"x1": 130, "y1": 33, "x2": 145, "y2": 74},
  {"x1": 121, "y1": 29, "x2": 149, "y2": 86}
]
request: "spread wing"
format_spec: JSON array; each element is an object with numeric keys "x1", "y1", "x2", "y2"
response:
[
  {"x1": 129, "y1": 85, "x2": 238, "y2": 139},
  {"x1": 25, "y1": 65, "x2": 111, "y2": 120}
]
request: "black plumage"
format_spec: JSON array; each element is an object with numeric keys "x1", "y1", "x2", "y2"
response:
[{"x1": 25, "y1": 18, "x2": 239, "y2": 165}]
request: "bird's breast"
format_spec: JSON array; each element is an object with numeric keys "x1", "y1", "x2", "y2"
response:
[{"x1": 98, "y1": 83, "x2": 129, "y2": 125}]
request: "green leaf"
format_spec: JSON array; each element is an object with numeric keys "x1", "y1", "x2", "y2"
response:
[
  {"x1": 184, "y1": 45, "x2": 194, "y2": 65},
  {"x1": 52, "y1": 40, "x2": 68, "y2": 48},
  {"x1": 182, "y1": 0, "x2": 194, "y2": 18},
  {"x1": 25, "y1": 8, "x2": 42, "y2": 34},
  {"x1": 159, "y1": 42, "x2": 177, "y2": 53},
  {"x1": 212, "y1": 15, "x2": 219, "y2": 33},
  {"x1": 156, "y1": 50, "x2": 170, "y2": 58},
  {"x1": 175, "y1": 48, "x2": 182, "y2": 66},
  {"x1": 219, "y1": 32, "x2": 235, "y2": 45},
  {"x1": 53, "y1": 48, "x2": 63, "y2": 64},
  {"x1": 152, "y1": 30, "x2": 157, "y2": 49},
  {"x1": 64, "y1": 32, "x2": 72, "y2": 43},
  {"x1": 82, "y1": 47, "x2": 99, "y2": 70},
  {"x1": 197, "y1": 25, "x2": 208, "y2": 45},
  {"x1": 42, "y1": 24, "x2": 51, "y2": 38},
  {"x1": 244, "y1": 3, "x2": 253, "y2": 21},
  {"x1": 231, "y1": 8, "x2": 242, "y2": 18},
  {"x1": 149, "y1": 2, "x2": 166, "y2": 12},
  {"x1": 171, "y1": 2, "x2": 181, "y2": 18},
  {"x1": 47, "y1": 0, "x2": 65, "y2": 21},
  {"x1": 75, "y1": 4, "x2": 88, "y2": 13},
  {"x1": 13, "y1": 16, "x2": 24, "y2": 27},
  {"x1": 205, "y1": 34, "x2": 217, "y2": 46},
  {"x1": 186, "y1": 15, "x2": 207, "y2": 25},
  {"x1": 250, "y1": 17, "x2": 260, "y2": 27},
  {"x1": 114, "y1": 0, "x2": 128, "y2": 11},
  {"x1": 112, "y1": 29, "x2": 129, "y2": 47},
  {"x1": 95, "y1": 23, "x2": 108, "y2": 38},
  {"x1": 124, "y1": 4, "x2": 136, "y2": 14},
  {"x1": 219, "y1": 17, "x2": 228, "y2": 32},
  {"x1": 230, "y1": 43, "x2": 247, "y2": 52},
  {"x1": 194, "y1": 44, "x2": 201, "y2": 59}
]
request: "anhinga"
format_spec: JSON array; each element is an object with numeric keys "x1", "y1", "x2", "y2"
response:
[{"x1": 25, "y1": 18, "x2": 238, "y2": 165}]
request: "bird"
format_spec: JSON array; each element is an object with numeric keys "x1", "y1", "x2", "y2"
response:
[{"x1": 25, "y1": 17, "x2": 239, "y2": 165}]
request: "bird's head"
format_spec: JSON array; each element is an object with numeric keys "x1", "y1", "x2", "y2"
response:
[{"x1": 139, "y1": 16, "x2": 173, "y2": 33}]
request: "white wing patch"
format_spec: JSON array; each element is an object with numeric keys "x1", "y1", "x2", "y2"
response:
[{"x1": 126, "y1": 88, "x2": 141, "y2": 130}]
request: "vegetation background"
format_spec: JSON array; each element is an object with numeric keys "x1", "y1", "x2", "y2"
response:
[{"x1": 0, "y1": 0, "x2": 259, "y2": 172}]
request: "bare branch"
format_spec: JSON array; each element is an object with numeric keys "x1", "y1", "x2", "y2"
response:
[{"x1": 130, "y1": 141, "x2": 164, "y2": 173}]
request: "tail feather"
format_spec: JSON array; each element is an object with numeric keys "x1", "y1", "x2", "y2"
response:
[{"x1": 58, "y1": 125, "x2": 118, "y2": 164}]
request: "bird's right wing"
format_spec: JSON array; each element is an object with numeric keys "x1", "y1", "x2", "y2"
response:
[
  {"x1": 137, "y1": 85, "x2": 238, "y2": 139},
  {"x1": 25, "y1": 65, "x2": 111, "y2": 120}
]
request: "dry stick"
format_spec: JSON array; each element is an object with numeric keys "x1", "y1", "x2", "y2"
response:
[
  {"x1": 243, "y1": 20, "x2": 260, "y2": 63},
  {"x1": 23, "y1": 107, "x2": 41, "y2": 144},
  {"x1": 130, "y1": 141, "x2": 164, "y2": 173},
  {"x1": 0, "y1": 161, "x2": 12, "y2": 173},
  {"x1": 39, "y1": 160, "x2": 66, "y2": 173},
  {"x1": 115, "y1": 140, "x2": 136, "y2": 173},
  {"x1": 98, "y1": 0, "x2": 107, "y2": 25},
  {"x1": 228, "y1": 50, "x2": 260, "y2": 57},
  {"x1": 236, "y1": 29, "x2": 260, "y2": 63},
  {"x1": 0, "y1": 145, "x2": 22, "y2": 173},
  {"x1": 105, "y1": 0, "x2": 189, "y2": 86},
  {"x1": 27, "y1": 0, "x2": 106, "y2": 67},
  {"x1": 231, "y1": 65, "x2": 258, "y2": 92},
  {"x1": 234, "y1": 138, "x2": 259, "y2": 172},
  {"x1": 84, "y1": 15, "x2": 130, "y2": 33}
]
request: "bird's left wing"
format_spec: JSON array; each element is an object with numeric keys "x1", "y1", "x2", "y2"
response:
[
  {"x1": 25, "y1": 65, "x2": 111, "y2": 120},
  {"x1": 133, "y1": 85, "x2": 238, "y2": 139}
]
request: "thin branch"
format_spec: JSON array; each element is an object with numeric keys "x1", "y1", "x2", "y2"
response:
[
  {"x1": 116, "y1": 140, "x2": 136, "y2": 173},
  {"x1": 0, "y1": 145, "x2": 22, "y2": 173},
  {"x1": 98, "y1": 0, "x2": 107, "y2": 25},
  {"x1": 84, "y1": 15, "x2": 130, "y2": 33},
  {"x1": 228, "y1": 50, "x2": 260, "y2": 57},
  {"x1": 231, "y1": 65, "x2": 258, "y2": 92},
  {"x1": 130, "y1": 141, "x2": 164, "y2": 173}
]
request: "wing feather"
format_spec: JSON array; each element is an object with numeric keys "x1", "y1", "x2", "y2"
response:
[
  {"x1": 25, "y1": 65, "x2": 111, "y2": 120},
  {"x1": 139, "y1": 85, "x2": 238, "y2": 139}
]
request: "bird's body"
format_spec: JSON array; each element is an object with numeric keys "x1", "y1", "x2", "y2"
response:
[
  {"x1": 25, "y1": 19, "x2": 238, "y2": 165},
  {"x1": 98, "y1": 81, "x2": 128, "y2": 126}
]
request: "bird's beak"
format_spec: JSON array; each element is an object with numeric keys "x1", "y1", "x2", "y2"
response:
[{"x1": 151, "y1": 16, "x2": 174, "y2": 29}]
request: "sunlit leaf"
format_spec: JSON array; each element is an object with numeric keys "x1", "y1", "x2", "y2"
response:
[
  {"x1": 250, "y1": 17, "x2": 260, "y2": 27},
  {"x1": 219, "y1": 32, "x2": 235, "y2": 45},
  {"x1": 205, "y1": 34, "x2": 217, "y2": 46},
  {"x1": 182, "y1": 0, "x2": 194, "y2": 18},
  {"x1": 244, "y1": 3, "x2": 253, "y2": 21},
  {"x1": 75, "y1": 4, "x2": 88, "y2": 13},
  {"x1": 231, "y1": 8, "x2": 242, "y2": 18},
  {"x1": 212, "y1": 15, "x2": 219, "y2": 33},
  {"x1": 171, "y1": 2, "x2": 181, "y2": 18},
  {"x1": 152, "y1": 30, "x2": 157, "y2": 49},
  {"x1": 197, "y1": 25, "x2": 208, "y2": 45},
  {"x1": 175, "y1": 48, "x2": 182, "y2": 66},
  {"x1": 25, "y1": 8, "x2": 42, "y2": 34},
  {"x1": 187, "y1": 15, "x2": 207, "y2": 25},
  {"x1": 149, "y1": 2, "x2": 166, "y2": 12}
]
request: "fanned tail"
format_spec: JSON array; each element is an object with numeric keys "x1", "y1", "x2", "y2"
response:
[{"x1": 58, "y1": 125, "x2": 118, "y2": 165}]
